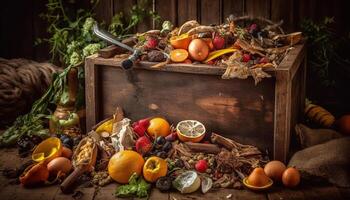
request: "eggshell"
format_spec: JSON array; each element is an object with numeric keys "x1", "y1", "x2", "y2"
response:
[
  {"x1": 264, "y1": 160, "x2": 286, "y2": 182},
  {"x1": 47, "y1": 157, "x2": 72, "y2": 175},
  {"x1": 282, "y1": 167, "x2": 300, "y2": 187},
  {"x1": 61, "y1": 146, "x2": 73, "y2": 159}
]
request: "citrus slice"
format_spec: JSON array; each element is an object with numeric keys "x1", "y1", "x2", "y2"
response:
[
  {"x1": 172, "y1": 171, "x2": 201, "y2": 194},
  {"x1": 176, "y1": 120, "x2": 206, "y2": 143},
  {"x1": 170, "y1": 33, "x2": 192, "y2": 49},
  {"x1": 170, "y1": 49, "x2": 189, "y2": 63}
]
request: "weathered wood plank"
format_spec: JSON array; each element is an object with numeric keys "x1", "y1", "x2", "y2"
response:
[
  {"x1": 85, "y1": 56, "x2": 99, "y2": 132},
  {"x1": 274, "y1": 70, "x2": 291, "y2": 162},
  {"x1": 136, "y1": 0, "x2": 155, "y2": 32},
  {"x1": 170, "y1": 189, "x2": 267, "y2": 200},
  {"x1": 113, "y1": 0, "x2": 136, "y2": 17},
  {"x1": 200, "y1": 0, "x2": 221, "y2": 25},
  {"x1": 156, "y1": 0, "x2": 177, "y2": 26},
  {"x1": 98, "y1": 65, "x2": 275, "y2": 154},
  {"x1": 94, "y1": 0, "x2": 113, "y2": 24},
  {"x1": 270, "y1": 0, "x2": 295, "y2": 32},
  {"x1": 177, "y1": 0, "x2": 198, "y2": 25},
  {"x1": 245, "y1": 0, "x2": 271, "y2": 18},
  {"x1": 222, "y1": 0, "x2": 245, "y2": 22}
]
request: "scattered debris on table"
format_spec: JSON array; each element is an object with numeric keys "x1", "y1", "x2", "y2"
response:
[{"x1": 2, "y1": 106, "x2": 304, "y2": 197}]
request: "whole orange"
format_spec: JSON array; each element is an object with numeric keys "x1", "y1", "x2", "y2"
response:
[
  {"x1": 147, "y1": 117, "x2": 170, "y2": 138},
  {"x1": 188, "y1": 39, "x2": 209, "y2": 61},
  {"x1": 143, "y1": 156, "x2": 168, "y2": 182},
  {"x1": 108, "y1": 150, "x2": 145, "y2": 184}
]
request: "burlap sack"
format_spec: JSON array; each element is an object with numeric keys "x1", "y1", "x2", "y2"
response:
[
  {"x1": 288, "y1": 137, "x2": 350, "y2": 187},
  {"x1": 295, "y1": 124, "x2": 342, "y2": 148}
]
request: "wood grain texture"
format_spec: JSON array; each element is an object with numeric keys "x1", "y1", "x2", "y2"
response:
[
  {"x1": 200, "y1": 0, "x2": 221, "y2": 25},
  {"x1": 273, "y1": 44, "x2": 306, "y2": 162},
  {"x1": 113, "y1": 0, "x2": 136, "y2": 17},
  {"x1": 136, "y1": 0, "x2": 154, "y2": 32},
  {"x1": 94, "y1": 0, "x2": 113, "y2": 24},
  {"x1": 271, "y1": 0, "x2": 295, "y2": 32},
  {"x1": 245, "y1": 0, "x2": 271, "y2": 18},
  {"x1": 85, "y1": 56, "x2": 99, "y2": 131},
  {"x1": 222, "y1": 0, "x2": 245, "y2": 22},
  {"x1": 97, "y1": 64, "x2": 275, "y2": 154},
  {"x1": 177, "y1": 0, "x2": 198, "y2": 25},
  {"x1": 156, "y1": 0, "x2": 178, "y2": 26}
]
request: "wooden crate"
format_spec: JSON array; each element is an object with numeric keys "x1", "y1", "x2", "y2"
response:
[{"x1": 85, "y1": 44, "x2": 306, "y2": 162}]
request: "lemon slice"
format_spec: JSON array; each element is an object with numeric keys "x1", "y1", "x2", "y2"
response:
[{"x1": 176, "y1": 120, "x2": 205, "y2": 138}]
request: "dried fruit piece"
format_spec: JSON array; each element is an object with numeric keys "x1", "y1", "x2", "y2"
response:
[{"x1": 170, "y1": 49, "x2": 189, "y2": 63}]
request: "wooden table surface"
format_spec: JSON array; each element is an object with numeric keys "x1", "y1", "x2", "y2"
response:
[{"x1": 0, "y1": 148, "x2": 349, "y2": 200}]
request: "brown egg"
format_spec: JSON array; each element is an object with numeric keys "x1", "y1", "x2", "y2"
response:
[
  {"x1": 61, "y1": 146, "x2": 73, "y2": 159},
  {"x1": 47, "y1": 157, "x2": 72, "y2": 175},
  {"x1": 264, "y1": 160, "x2": 286, "y2": 182},
  {"x1": 282, "y1": 167, "x2": 300, "y2": 187},
  {"x1": 247, "y1": 167, "x2": 270, "y2": 187}
]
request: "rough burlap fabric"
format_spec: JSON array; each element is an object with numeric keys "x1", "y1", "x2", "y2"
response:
[
  {"x1": 295, "y1": 123, "x2": 342, "y2": 148},
  {"x1": 0, "y1": 58, "x2": 60, "y2": 126},
  {"x1": 289, "y1": 137, "x2": 350, "y2": 187}
]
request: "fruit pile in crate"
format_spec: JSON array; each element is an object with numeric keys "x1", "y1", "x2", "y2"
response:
[{"x1": 111, "y1": 16, "x2": 302, "y2": 84}]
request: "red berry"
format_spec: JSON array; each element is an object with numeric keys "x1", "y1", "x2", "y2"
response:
[
  {"x1": 242, "y1": 54, "x2": 251, "y2": 62},
  {"x1": 138, "y1": 118, "x2": 150, "y2": 128},
  {"x1": 195, "y1": 160, "x2": 208, "y2": 173},
  {"x1": 213, "y1": 35, "x2": 225, "y2": 50},
  {"x1": 133, "y1": 124, "x2": 146, "y2": 137},
  {"x1": 135, "y1": 136, "x2": 152, "y2": 154},
  {"x1": 145, "y1": 38, "x2": 158, "y2": 49},
  {"x1": 259, "y1": 57, "x2": 269, "y2": 64}
]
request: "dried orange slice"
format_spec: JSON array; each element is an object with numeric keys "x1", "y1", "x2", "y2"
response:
[
  {"x1": 170, "y1": 33, "x2": 192, "y2": 49},
  {"x1": 170, "y1": 49, "x2": 189, "y2": 63},
  {"x1": 176, "y1": 120, "x2": 206, "y2": 143}
]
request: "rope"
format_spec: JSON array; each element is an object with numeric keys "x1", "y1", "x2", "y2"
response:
[{"x1": 0, "y1": 58, "x2": 61, "y2": 126}]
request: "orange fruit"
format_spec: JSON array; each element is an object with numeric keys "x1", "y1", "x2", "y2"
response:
[
  {"x1": 108, "y1": 150, "x2": 145, "y2": 184},
  {"x1": 176, "y1": 120, "x2": 206, "y2": 143},
  {"x1": 188, "y1": 39, "x2": 209, "y2": 61},
  {"x1": 170, "y1": 49, "x2": 189, "y2": 63},
  {"x1": 143, "y1": 156, "x2": 168, "y2": 182},
  {"x1": 147, "y1": 117, "x2": 170, "y2": 138},
  {"x1": 202, "y1": 38, "x2": 214, "y2": 51},
  {"x1": 170, "y1": 33, "x2": 192, "y2": 49}
]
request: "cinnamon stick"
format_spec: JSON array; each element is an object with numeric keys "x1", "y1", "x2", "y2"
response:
[
  {"x1": 210, "y1": 133, "x2": 238, "y2": 150},
  {"x1": 184, "y1": 142, "x2": 221, "y2": 154}
]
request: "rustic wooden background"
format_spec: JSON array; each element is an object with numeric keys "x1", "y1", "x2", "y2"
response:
[{"x1": 0, "y1": 0, "x2": 349, "y2": 61}]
